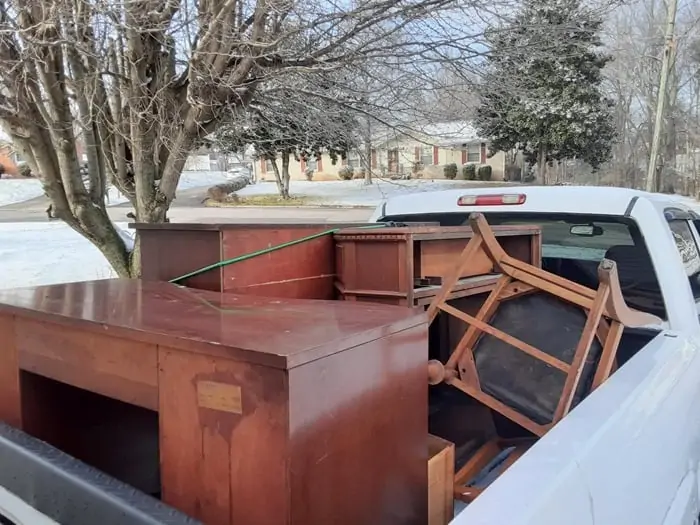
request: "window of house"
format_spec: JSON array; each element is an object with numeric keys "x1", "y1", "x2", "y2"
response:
[
  {"x1": 265, "y1": 159, "x2": 274, "y2": 172},
  {"x1": 420, "y1": 146, "x2": 433, "y2": 166},
  {"x1": 466, "y1": 143, "x2": 481, "y2": 163},
  {"x1": 306, "y1": 158, "x2": 318, "y2": 171},
  {"x1": 347, "y1": 151, "x2": 361, "y2": 169}
]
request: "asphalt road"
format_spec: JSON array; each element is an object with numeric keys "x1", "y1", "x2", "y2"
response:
[{"x1": 0, "y1": 187, "x2": 373, "y2": 223}]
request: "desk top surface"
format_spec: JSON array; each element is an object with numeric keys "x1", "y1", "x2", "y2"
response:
[{"x1": 0, "y1": 279, "x2": 425, "y2": 368}]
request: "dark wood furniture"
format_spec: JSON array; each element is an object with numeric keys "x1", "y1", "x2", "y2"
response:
[
  {"x1": 132, "y1": 222, "x2": 370, "y2": 299},
  {"x1": 334, "y1": 225, "x2": 542, "y2": 306},
  {"x1": 0, "y1": 279, "x2": 429, "y2": 525}
]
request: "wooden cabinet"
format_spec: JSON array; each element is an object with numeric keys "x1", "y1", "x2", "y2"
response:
[
  {"x1": 132, "y1": 222, "x2": 369, "y2": 299},
  {"x1": 0, "y1": 279, "x2": 429, "y2": 525},
  {"x1": 334, "y1": 225, "x2": 542, "y2": 306}
]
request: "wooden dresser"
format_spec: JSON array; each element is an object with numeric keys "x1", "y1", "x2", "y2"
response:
[
  {"x1": 0, "y1": 279, "x2": 429, "y2": 525},
  {"x1": 132, "y1": 222, "x2": 369, "y2": 299},
  {"x1": 334, "y1": 224, "x2": 542, "y2": 306}
]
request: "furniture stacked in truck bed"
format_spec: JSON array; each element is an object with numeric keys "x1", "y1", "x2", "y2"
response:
[
  {"x1": 331, "y1": 215, "x2": 659, "y2": 509},
  {"x1": 0, "y1": 217, "x2": 661, "y2": 525},
  {"x1": 131, "y1": 217, "x2": 660, "y2": 521}
]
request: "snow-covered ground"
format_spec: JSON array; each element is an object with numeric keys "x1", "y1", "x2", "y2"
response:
[
  {"x1": 672, "y1": 195, "x2": 700, "y2": 214},
  {"x1": 0, "y1": 174, "x2": 506, "y2": 209},
  {"x1": 105, "y1": 171, "x2": 236, "y2": 205},
  {"x1": 0, "y1": 179, "x2": 44, "y2": 207},
  {"x1": 0, "y1": 171, "x2": 236, "y2": 208},
  {"x1": 0, "y1": 222, "x2": 118, "y2": 290},
  {"x1": 237, "y1": 179, "x2": 508, "y2": 206}
]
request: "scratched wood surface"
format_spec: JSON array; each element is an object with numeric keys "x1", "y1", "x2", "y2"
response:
[
  {"x1": 287, "y1": 324, "x2": 429, "y2": 525},
  {"x1": 158, "y1": 347, "x2": 289, "y2": 525}
]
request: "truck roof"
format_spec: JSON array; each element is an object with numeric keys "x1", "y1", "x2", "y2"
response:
[{"x1": 377, "y1": 185, "x2": 696, "y2": 219}]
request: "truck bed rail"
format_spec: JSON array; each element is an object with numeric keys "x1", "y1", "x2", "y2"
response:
[{"x1": 0, "y1": 422, "x2": 200, "y2": 525}]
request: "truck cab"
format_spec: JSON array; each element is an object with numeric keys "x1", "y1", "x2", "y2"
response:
[{"x1": 372, "y1": 185, "x2": 700, "y2": 525}]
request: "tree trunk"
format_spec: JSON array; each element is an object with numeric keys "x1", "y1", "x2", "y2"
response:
[
  {"x1": 270, "y1": 158, "x2": 284, "y2": 196},
  {"x1": 281, "y1": 152, "x2": 291, "y2": 198},
  {"x1": 537, "y1": 144, "x2": 548, "y2": 185},
  {"x1": 364, "y1": 117, "x2": 373, "y2": 185},
  {"x1": 270, "y1": 155, "x2": 291, "y2": 199}
]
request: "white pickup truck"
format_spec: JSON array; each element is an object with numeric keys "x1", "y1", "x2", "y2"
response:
[{"x1": 370, "y1": 185, "x2": 700, "y2": 525}]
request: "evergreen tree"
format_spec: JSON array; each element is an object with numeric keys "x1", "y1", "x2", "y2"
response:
[{"x1": 475, "y1": 0, "x2": 616, "y2": 183}]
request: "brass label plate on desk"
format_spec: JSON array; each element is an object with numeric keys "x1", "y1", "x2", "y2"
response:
[{"x1": 196, "y1": 381, "x2": 243, "y2": 414}]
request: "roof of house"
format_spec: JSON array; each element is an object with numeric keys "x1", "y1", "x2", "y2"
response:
[{"x1": 371, "y1": 120, "x2": 485, "y2": 147}]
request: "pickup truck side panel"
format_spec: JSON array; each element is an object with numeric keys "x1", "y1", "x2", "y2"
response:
[{"x1": 453, "y1": 332, "x2": 700, "y2": 525}]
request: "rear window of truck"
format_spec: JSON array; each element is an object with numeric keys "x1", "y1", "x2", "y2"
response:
[{"x1": 380, "y1": 212, "x2": 667, "y2": 318}]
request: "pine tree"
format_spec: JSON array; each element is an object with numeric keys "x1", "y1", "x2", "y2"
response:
[{"x1": 475, "y1": 0, "x2": 616, "y2": 183}]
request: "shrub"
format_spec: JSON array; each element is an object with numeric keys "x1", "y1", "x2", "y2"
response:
[
  {"x1": 443, "y1": 163, "x2": 458, "y2": 180},
  {"x1": 412, "y1": 161, "x2": 424, "y2": 175},
  {"x1": 504, "y1": 165, "x2": 521, "y2": 182},
  {"x1": 462, "y1": 164, "x2": 476, "y2": 180},
  {"x1": 17, "y1": 162, "x2": 32, "y2": 177},
  {"x1": 354, "y1": 167, "x2": 366, "y2": 179},
  {"x1": 477, "y1": 164, "x2": 492, "y2": 181},
  {"x1": 338, "y1": 166, "x2": 354, "y2": 180},
  {"x1": 523, "y1": 167, "x2": 536, "y2": 183},
  {"x1": 305, "y1": 168, "x2": 314, "y2": 181}
]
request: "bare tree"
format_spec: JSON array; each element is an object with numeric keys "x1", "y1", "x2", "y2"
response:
[
  {"x1": 602, "y1": 0, "x2": 700, "y2": 191},
  {"x1": 0, "y1": 0, "x2": 500, "y2": 277}
]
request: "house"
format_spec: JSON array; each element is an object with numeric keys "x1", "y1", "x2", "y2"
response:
[
  {"x1": 253, "y1": 121, "x2": 507, "y2": 182},
  {"x1": 0, "y1": 141, "x2": 20, "y2": 176},
  {"x1": 370, "y1": 122, "x2": 506, "y2": 180}
]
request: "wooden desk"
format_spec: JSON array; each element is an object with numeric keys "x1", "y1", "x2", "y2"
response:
[
  {"x1": 131, "y1": 222, "x2": 370, "y2": 299},
  {"x1": 0, "y1": 279, "x2": 428, "y2": 525}
]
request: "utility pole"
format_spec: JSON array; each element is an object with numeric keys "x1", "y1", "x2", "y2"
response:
[{"x1": 646, "y1": 0, "x2": 678, "y2": 192}]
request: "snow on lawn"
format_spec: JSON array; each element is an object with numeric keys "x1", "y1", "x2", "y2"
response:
[
  {"x1": 106, "y1": 171, "x2": 235, "y2": 206},
  {"x1": 0, "y1": 171, "x2": 235, "y2": 208},
  {"x1": 0, "y1": 178, "x2": 44, "y2": 207},
  {"x1": 238, "y1": 179, "x2": 510, "y2": 206},
  {"x1": 0, "y1": 222, "x2": 119, "y2": 290}
]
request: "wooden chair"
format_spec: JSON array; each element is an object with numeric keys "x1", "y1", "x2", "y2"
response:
[{"x1": 426, "y1": 212, "x2": 661, "y2": 503}]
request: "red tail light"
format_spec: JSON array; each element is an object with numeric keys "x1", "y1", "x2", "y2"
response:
[{"x1": 457, "y1": 194, "x2": 526, "y2": 206}]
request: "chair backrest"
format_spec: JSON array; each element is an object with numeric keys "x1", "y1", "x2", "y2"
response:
[{"x1": 427, "y1": 213, "x2": 662, "y2": 437}]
